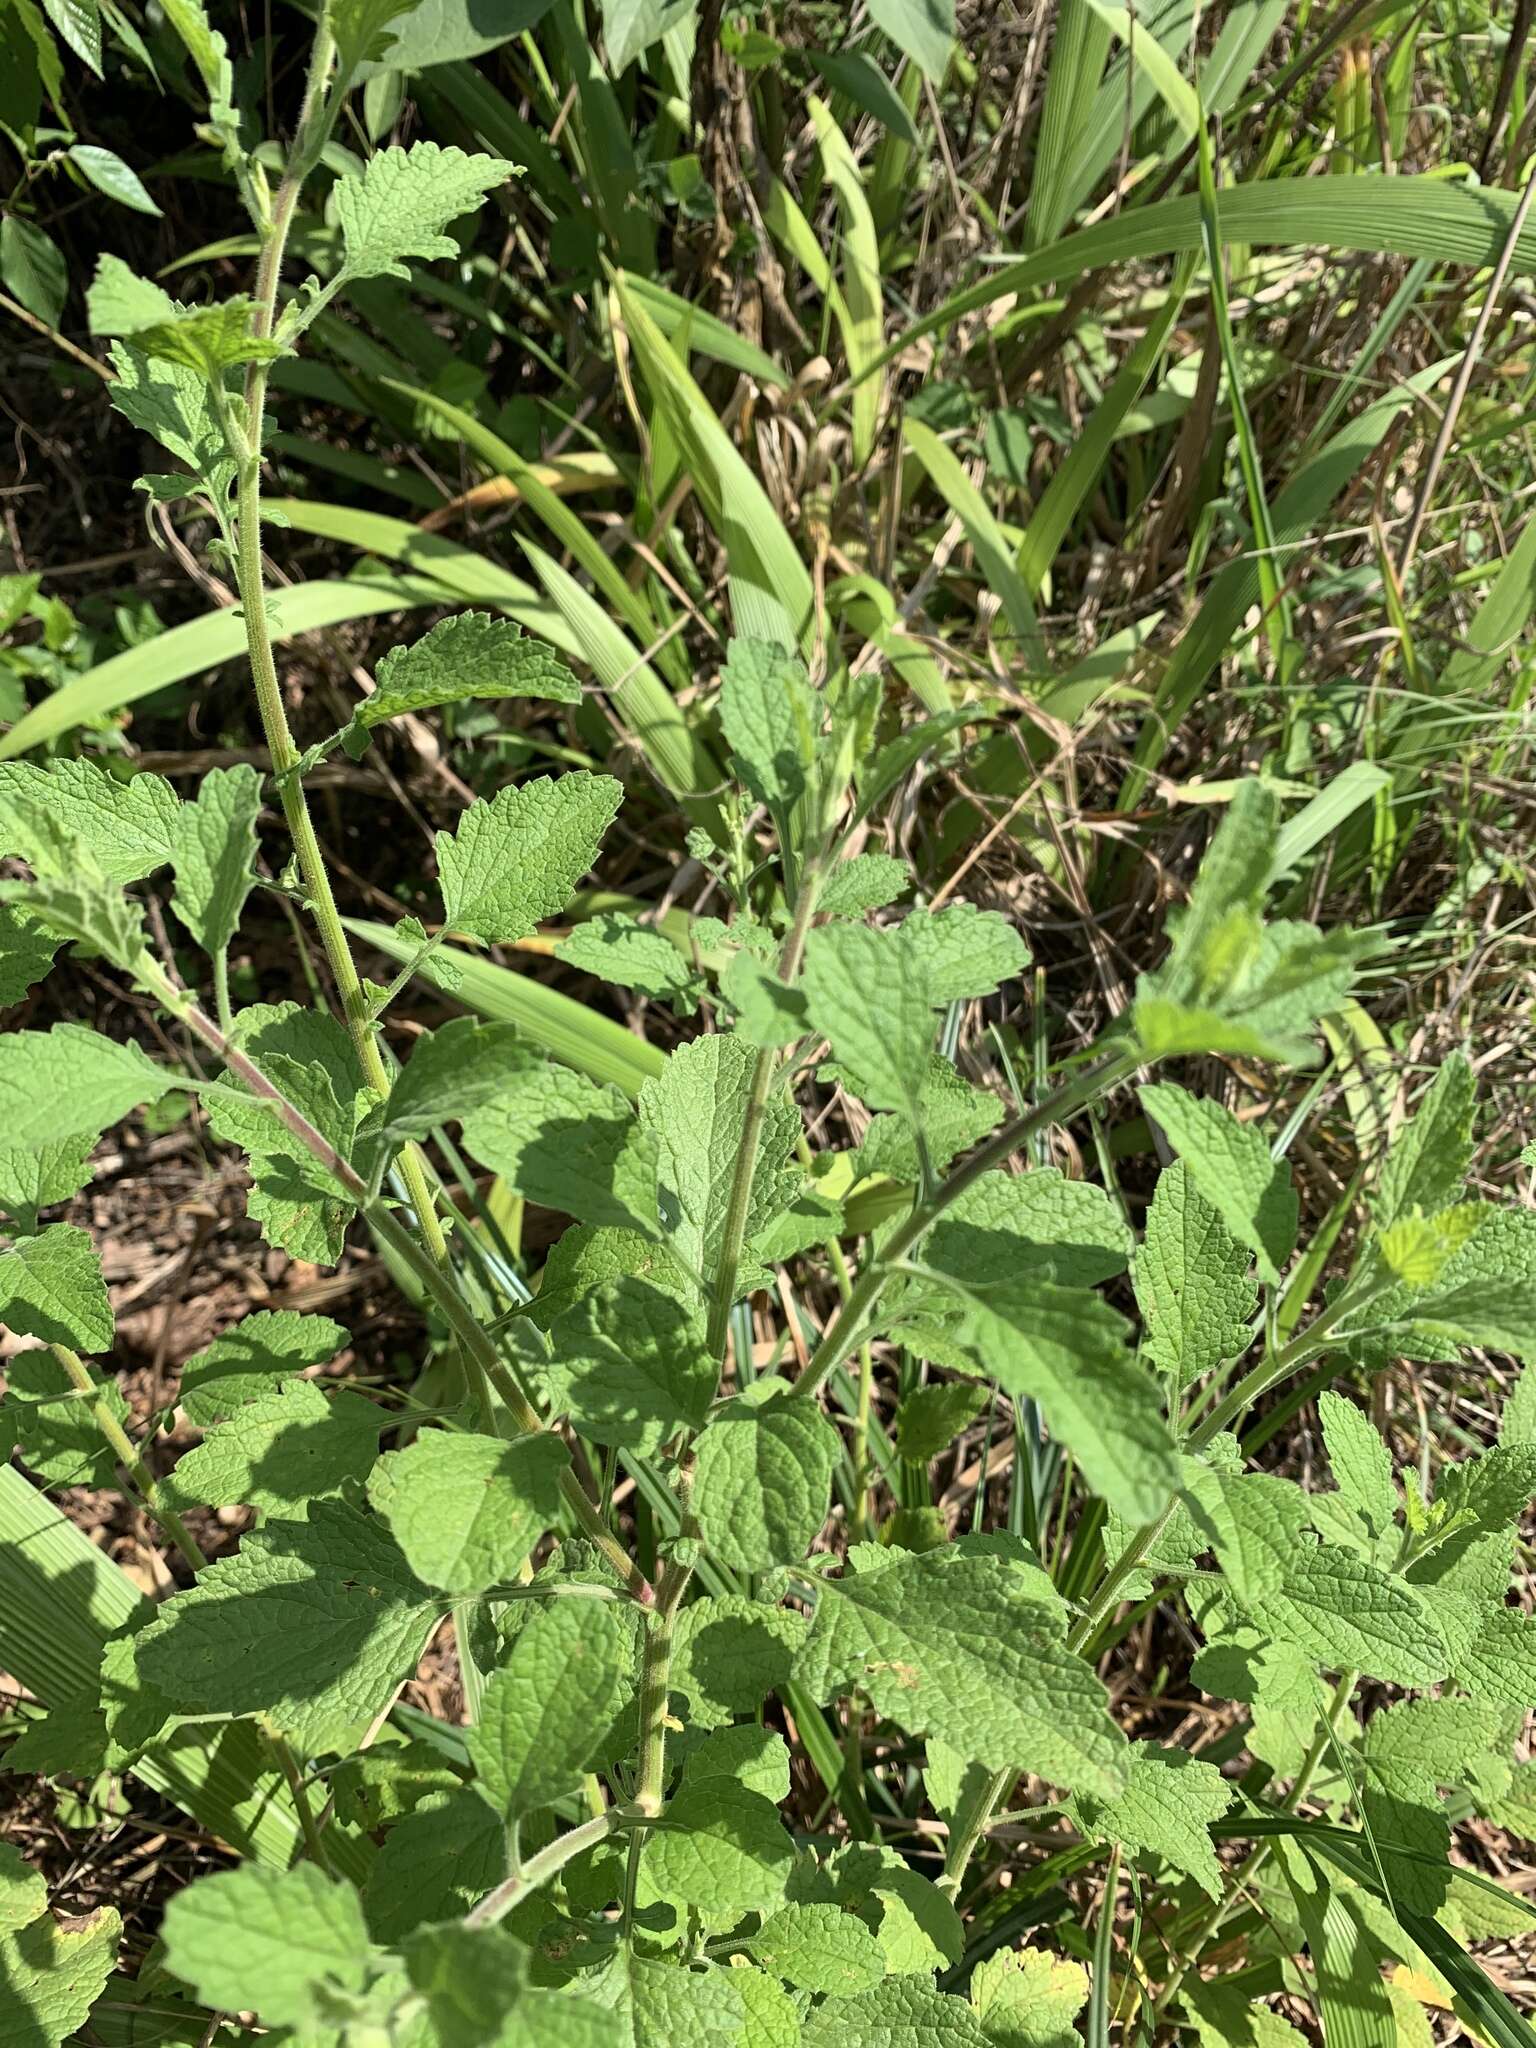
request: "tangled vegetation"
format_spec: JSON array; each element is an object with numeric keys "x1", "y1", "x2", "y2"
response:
[{"x1": 2, "y1": 1, "x2": 1536, "y2": 2043}]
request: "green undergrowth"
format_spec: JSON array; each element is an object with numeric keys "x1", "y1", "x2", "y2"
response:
[{"x1": 2, "y1": 2, "x2": 1536, "y2": 2046}]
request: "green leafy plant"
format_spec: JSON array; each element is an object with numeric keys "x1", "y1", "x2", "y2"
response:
[{"x1": 5, "y1": 5, "x2": 1536, "y2": 2046}]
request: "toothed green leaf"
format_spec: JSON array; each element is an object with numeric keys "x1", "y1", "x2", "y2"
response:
[
  {"x1": 719, "y1": 637, "x2": 820, "y2": 819},
  {"x1": 133, "y1": 1500, "x2": 438, "y2": 1752},
  {"x1": 166, "y1": 1377, "x2": 381, "y2": 1518},
  {"x1": 359, "y1": 612, "x2": 581, "y2": 728},
  {"x1": 162, "y1": 1863, "x2": 373, "y2": 2029},
  {"x1": 0, "y1": 759, "x2": 179, "y2": 884},
  {"x1": 0, "y1": 1222, "x2": 112, "y2": 1353},
  {"x1": 692, "y1": 1381, "x2": 840, "y2": 1571},
  {"x1": 178, "y1": 1308, "x2": 349, "y2": 1425},
  {"x1": 437, "y1": 772, "x2": 622, "y2": 943},
  {"x1": 367, "y1": 1430, "x2": 570, "y2": 1596},
  {"x1": 0, "y1": 1025, "x2": 179, "y2": 1151},
  {"x1": 1071, "y1": 1742, "x2": 1234, "y2": 1898},
  {"x1": 1134, "y1": 1161, "x2": 1257, "y2": 1386},
  {"x1": 1375, "y1": 1054, "x2": 1477, "y2": 1226},
  {"x1": 335, "y1": 142, "x2": 514, "y2": 282},
  {"x1": 640, "y1": 1776, "x2": 796, "y2": 1927},
  {"x1": 797, "y1": 1549, "x2": 1127, "y2": 1796},
  {"x1": 0, "y1": 1341, "x2": 129, "y2": 1485},
  {"x1": 169, "y1": 762, "x2": 261, "y2": 958},
  {"x1": 468, "y1": 1598, "x2": 631, "y2": 1821},
  {"x1": 1140, "y1": 1083, "x2": 1298, "y2": 1285},
  {"x1": 556, "y1": 913, "x2": 703, "y2": 1013},
  {"x1": 0, "y1": 1903, "x2": 121, "y2": 2048}
]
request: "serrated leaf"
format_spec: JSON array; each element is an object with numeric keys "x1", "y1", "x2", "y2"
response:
[
  {"x1": 556, "y1": 913, "x2": 702, "y2": 1013},
  {"x1": 1375, "y1": 1054, "x2": 1477, "y2": 1226},
  {"x1": 373, "y1": 1017, "x2": 532, "y2": 1143},
  {"x1": 682, "y1": 1725, "x2": 792, "y2": 1805},
  {"x1": 924, "y1": 1168, "x2": 1133, "y2": 1289},
  {"x1": 166, "y1": 1378, "x2": 380, "y2": 1518},
  {"x1": 0, "y1": 1135, "x2": 95, "y2": 1230},
  {"x1": 897, "y1": 903, "x2": 1028, "y2": 1004},
  {"x1": 719, "y1": 637, "x2": 819, "y2": 819},
  {"x1": 360, "y1": 613, "x2": 581, "y2": 728},
  {"x1": 0, "y1": 1025, "x2": 178, "y2": 1152},
  {"x1": 721, "y1": 949, "x2": 809, "y2": 1048},
  {"x1": 462, "y1": 1060, "x2": 652, "y2": 1232},
  {"x1": 1318, "y1": 1392, "x2": 1397, "y2": 1537},
  {"x1": 692, "y1": 1381, "x2": 839, "y2": 1571},
  {"x1": 750, "y1": 1901, "x2": 886, "y2": 1995},
  {"x1": 1253, "y1": 1546, "x2": 1449, "y2": 1687},
  {"x1": 1140, "y1": 1083, "x2": 1298, "y2": 1285},
  {"x1": 638, "y1": 1032, "x2": 798, "y2": 1294},
  {"x1": 0, "y1": 906, "x2": 63, "y2": 1009},
  {"x1": 970, "y1": 1944, "x2": 1088, "y2": 2048},
  {"x1": 640, "y1": 1776, "x2": 796, "y2": 1927},
  {"x1": 367, "y1": 1429, "x2": 569, "y2": 1596},
  {"x1": 0, "y1": 1222, "x2": 112, "y2": 1352},
  {"x1": 545, "y1": 1274, "x2": 713, "y2": 1453},
  {"x1": 895, "y1": 1381, "x2": 988, "y2": 1463},
  {"x1": 86, "y1": 254, "x2": 176, "y2": 334},
  {"x1": 856, "y1": 1056, "x2": 1002, "y2": 1183},
  {"x1": 162, "y1": 1864, "x2": 372, "y2": 2029},
  {"x1": 792, "y1": 1840, "x2": 962, "y2": 1976},
  {"x1": 1134, "y1": 1161, "x2": 1257, "y2": 1385},
  {"x1": 107, "y1": 339, "x2": 233, "y2": 486},
  {"x1": 798, "y1": 1549, "x2": 1126, "y2": 1796},
  {"x1": 178, "y1": 1308, "x2": 348, "y2": 1425},
  {"x1": 132, "y1": 1500, "x2": 438, "y2": 1752},
  {"x1": 911, "y1": 1271, "x2": 1179, "y2": 1523},
  {"x1": 818, "y1": 853, "x2": 912, "y2": 919},
  {"x1": 127, "y1": 297, "x2": 283, "y2": 375},
  {"x1": 672, "y1": 1595, "x2": 810, "y2": 1729},
  {"x1": 1405, "y1": 1280, "x2": 1536, "y2": 1362},
  {"x1": 592, "y1": 1948, "x2": 753, "y2": 2047},
  {"x1": 205, "y1": 1001, "x2": 367, "y2": 1264},
  {"x1": 169, "y1": 762, "x2": 261, "y2": 958},
  {"x1": 803, "y1": 923, "x2": 933, "y2": 1121},
  {"x1": 1449, "y1": 1608, "x2": 1536, "y2": 1708},
  {"x1": 1072, "y1": 1743, "x2": 1234, "y2": 1899},
  {"x1": 0, "y1": 1342, "x2": 129, "y2": 1486},
  {"x1": 0, "y1": 859, "x2": 150, "y2": 975},
  {"x1": 437, "y1": 772, "x2": 622, "y2": 943},
  {"x1": 0, "y1": 758, "x2": 179, "y2": 884},
  {"x1": 804, "y1": 1979, "x2": 988, "y2": 2047},
  {"x1": 468, "y1": 1598, "x2": 630, "y2": 1821},
  {"x1": 0, "y1": 1903, "x2": 120, "y2": 2048},
  {"x1": 402, "y1": 1920, "x2": 532, "y2": 2048},
  {"x1": 334, "y1": 142, "x2": 514, "y2": 282},
  {"x1": 363, "y1": 1789, "x2": 506, "y2": 1943}
]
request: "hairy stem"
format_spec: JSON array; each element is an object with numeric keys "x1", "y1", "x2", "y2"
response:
[
  {"x1": 705, "y1": 862, "x2": 823, "y2": 1361},
  {"x1": 465, "y1": 1804, "x2": 641, "y2": 1928},
  {"x1": 228, "y1": 11, "x2": 456, "y2": 1304}
]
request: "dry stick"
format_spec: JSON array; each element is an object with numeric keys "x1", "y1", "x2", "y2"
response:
[
  {"x1": 1395, "y1": 157, "x2": 1536, "y2": 583},
  {"x1": 136, "y1": 956, "x2": 653, "y2": 1606}
]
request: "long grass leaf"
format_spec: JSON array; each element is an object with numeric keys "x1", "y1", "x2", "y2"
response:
[
  {"x1": 614, "y1": 276, "x2": 816, "y2": 655},
  {"x1": 861, "y1": 179, "x2": 1536, "y2": 389},
  {"x1": 345, "y1": 916, "x2": 664, "y2": 1095},
  {"x1": 0, "y1": 575, "x2": 446, "y2": 760},
  {"x1": 904, "y1": 417, "x2": 1048, "y2": 672},
  {"x1": 809, "y1": 95, "x2": 885, "y2": 467}
]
